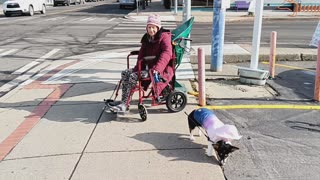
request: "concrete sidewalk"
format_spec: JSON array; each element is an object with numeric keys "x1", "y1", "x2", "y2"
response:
[{"x1": 0, "y1": 48, "x2": 225, "y2": 179}]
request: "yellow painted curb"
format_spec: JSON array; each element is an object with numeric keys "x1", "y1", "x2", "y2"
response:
[
  {"x1": 261, "y1": 62, "x2": 315, "y2": 72},
  {"x1": 188, "y1": 91, "x2": 198, "y2": 97}
]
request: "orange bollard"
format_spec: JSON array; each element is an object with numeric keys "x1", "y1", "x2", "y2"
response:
[
  {"x1": 269, "y1": 31, "x2": 277, "y2": 78},
  {"x1": 198, "y1": 48, "x2": 206, "y2": 106},
  {"x1": 314, "y1": 42, "x2": 320, "y2": 101},
  {"x1": 298, "y1": 4, "x2": 302, "y2": 12},
  {"x1": 308, "y1": 5, "x2": 311, "y2": 12}
]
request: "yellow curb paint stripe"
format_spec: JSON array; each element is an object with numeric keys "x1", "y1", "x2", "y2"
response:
[
  {"x1": 202, "y1": 104, "x2": 320, "y2": 110},
  {"x1": 188, "y1": 91, "x2": 198, "y2": 96},
  {"x1": 261, "y1": 62, "x2": 315, "y2": 72}
]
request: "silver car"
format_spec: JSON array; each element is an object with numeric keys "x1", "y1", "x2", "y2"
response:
[{"x1": 53, "y1": 0, "x2": 81, "y2": 6}]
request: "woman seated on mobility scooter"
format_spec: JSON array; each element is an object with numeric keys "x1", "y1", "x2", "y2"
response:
[{"x1": 107, "y1": 14, "x2": 174, "y2": 113}]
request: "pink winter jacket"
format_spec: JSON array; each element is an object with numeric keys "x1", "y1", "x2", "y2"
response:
[{"x1": 133, "y1": 28, "x2": 174, "y2": 83}]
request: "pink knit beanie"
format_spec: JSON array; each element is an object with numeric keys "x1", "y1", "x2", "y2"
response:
[{"x1": 147, "y1": 14, "x2": 161, "y2": 29}]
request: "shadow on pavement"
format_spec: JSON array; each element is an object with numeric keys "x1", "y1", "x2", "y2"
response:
[
  {"x1": 131, "y1": 132, "x2": 220, "y2": 165},
  {"x1": 270, "y1": 68, "x2": 316, "y2": 100}
]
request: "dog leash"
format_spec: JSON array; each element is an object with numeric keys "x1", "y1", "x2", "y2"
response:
[{"x1": 184, "y1": 112, "x2": 215, "y2": 144}]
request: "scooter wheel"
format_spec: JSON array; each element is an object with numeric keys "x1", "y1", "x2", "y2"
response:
[{"x1": 138, "y1": 104, "x2": 148, "y2": 121}]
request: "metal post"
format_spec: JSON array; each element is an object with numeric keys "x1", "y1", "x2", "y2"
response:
[
  {"x1": 182, "y1": 0, "x2": 186, "y2": 22},
  {"x1": 250, "y1": 0, "x2": 264, "y2": 70},
  {"x1": 211, "y1": 0, "x2": 226, "y2": 72},
  {"x1": 269, "y1": 31, "x2": 277, "y2": 78},
  {"x1": 182, "y1": 0, "x2": 191, "y2": 22},
  {"x1": 136, "y1": 0, "x2": 139, "y2": 14},
  {"x1": 174, "y1": 0, "x2": 178, "y2": 14},
  {"x1": 198, "y1": 48, "x2": 206, "y2": 106},
  {"x1": 182, "y1": 0, "x2": 191, "y2": 49},
  {"x1": 314, "y1": 42, "x2": 320, "y2": 101}
]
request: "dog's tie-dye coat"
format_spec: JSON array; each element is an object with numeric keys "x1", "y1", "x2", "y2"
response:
[{"x1": 193, "y1": 108, "x2": 242, "y2": 143}]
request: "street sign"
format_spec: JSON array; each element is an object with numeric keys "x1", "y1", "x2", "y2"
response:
[{"x1": 310, "y1": 21, "x2": 320, "y2": 47}]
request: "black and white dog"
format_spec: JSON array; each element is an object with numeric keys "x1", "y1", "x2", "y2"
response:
[{"x1": 188, "y1": 108, "x2": 242, "y2": 166}]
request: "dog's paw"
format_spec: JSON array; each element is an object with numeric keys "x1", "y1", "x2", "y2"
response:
[{"x1": 189, "y1": 136, "x2": 195, "y2": 141}]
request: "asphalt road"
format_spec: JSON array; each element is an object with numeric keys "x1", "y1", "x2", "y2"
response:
[
  {"x1": 206, "y1": 61, "x2": 320, "y2": 180},
  {"x1": 192, "y1": 19, "x2": 319, "y2": 47},
  {"x1": 0, "y1": 0, "x2": 133, "y2": 89}
]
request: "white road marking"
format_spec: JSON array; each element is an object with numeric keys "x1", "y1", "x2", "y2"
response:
[
  {"x1": 0, "y1": 62, "x2": 49, "y2": 92},
  {"x1": 0, "y1": 49, "x2": 18, "y2": 57},
  {"x1": 114, "y1": 27, "x2": 174, "y2": 30},
  {"x1": 105, "y1": 33, "x2": 141, "y2": 38},
  {"x1": 108, "y1": 18, "x2": 115, "y2": 22},
  {"x1": 45, "y1": 16, "x2": 66, "y2": 21},
  {"x1": 121, "y1": 21, "x2": 176, "y2": 25},
  {"x1": 98, "y1": 41, "x2": 140, "y2": 45},
  {"x1": 80, "y1": 17, "x2": 96, "y2": 21},
  {"x1": 12, "y1": 48, "x2": 61, "y2": 75},
  {"x1": 118, "y1": 24, "x2": 176, "y2": 27}
]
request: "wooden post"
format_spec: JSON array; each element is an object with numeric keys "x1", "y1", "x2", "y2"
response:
[
  {"x1": 269, "y1": 31, "x2": 277, "y2": 78},
  {"x1": 314, "y1": 42, "x2": 320, "y2": 101}
]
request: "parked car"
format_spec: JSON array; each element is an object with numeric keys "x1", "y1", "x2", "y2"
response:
[
  {"x1": 2, "y1": 0, "x2": 46, "y2": 17},
  {"x1": 53, "y1": 0, "x2": 81, "y2": 6},
  {"x1": 119, "y1": 0, "x2": 144, "y2": 9}
]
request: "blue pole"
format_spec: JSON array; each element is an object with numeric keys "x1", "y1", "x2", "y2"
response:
[{"x1": 211, "y1": 0, "x2": 226, "y2": 72}]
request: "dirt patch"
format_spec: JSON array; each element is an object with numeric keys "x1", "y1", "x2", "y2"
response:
[{"x1": 205, "y1": 78, "x2": 278, "y2": 99}]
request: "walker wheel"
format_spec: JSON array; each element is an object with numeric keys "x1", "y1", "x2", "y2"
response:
[
  {"x1": 166, "y1": 90, "x2": 187, "y2": 112},
  {"x1": 138, "y1": 104, "x2": 148, "y2": 121}
]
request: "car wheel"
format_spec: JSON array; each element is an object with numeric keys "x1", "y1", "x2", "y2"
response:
[
  {"x1": 28, "y1": 5, "x2": 34, "y2": 16},
  {"x1": 40, "y1": 4, "x2": 46, "y2": 14},
  {"x1": 4, "y1": 12, "x2": 11, "y2": 17}
]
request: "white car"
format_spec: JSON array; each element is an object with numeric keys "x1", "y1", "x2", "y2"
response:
[{"x1": 2, "y1": 0, "x2": 46, "y2": 17}]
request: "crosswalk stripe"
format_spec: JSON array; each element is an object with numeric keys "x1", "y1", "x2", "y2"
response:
[
  {"x1": 0, "y1": 49, "x2": 18, "y2": 57},
  {"x1": 105, "y1": 34, "x2": 142, "y2": 38},
  {"x1": 121, "y1": 21, "x2": 176, "y2": 25},
  {"x1": 80, "y1": 17, "x2": 96, "y2": 21},
  {"x1": 45, "y1": 17, "x2": 66, "y2": 21},
  {"x1": 118, "y1": 24, "x2": 177, "y2": 27},
  {"x1": 12, "y1": 48, "x2": 61, "y2": 75},
  {"x1": 114, "y1": 27, "x2": 175, "y2": 30},
  {"x1": 0, "y1": 49, "x2": 5, "y2": 53},
  {"x1": 0, "y1": 62, "x2": 50, "y2": 92},
  {"x1": 98, "y1": 41, "x2": 140, "y2": 45},
  {"x1": 108, "y1": 18, "x2": 116, "y2": 22}
]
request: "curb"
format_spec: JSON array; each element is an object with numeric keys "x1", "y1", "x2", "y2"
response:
[{"x1": 189, "y1": 53, "x2": 318, "y2": 64}]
